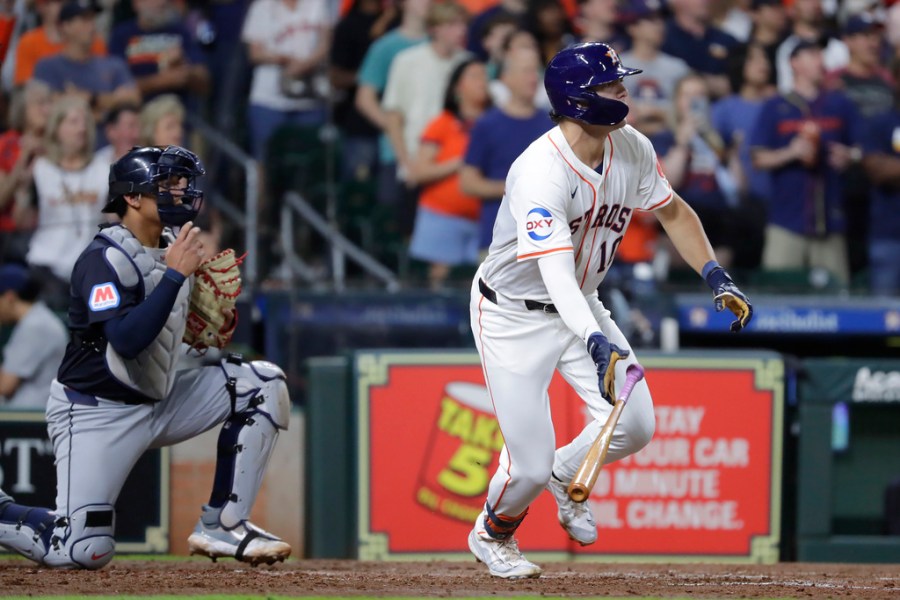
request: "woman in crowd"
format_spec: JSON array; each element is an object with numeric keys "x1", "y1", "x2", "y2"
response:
[
  {"x1": 0, "y1": 80, "x2": 52, "y2": 263},
  {"x1": 140, "y1": 93, "x2": 186, "y2": 147},
  {"x1": 407, "y1": 59, "x2": 491, "y2": 289},
  {"x1": 139, "y1": 93, "x2": 223, "y2": 254},
  {"x1": 26, "y1": 96, "x2": 109, "y2": 307}
]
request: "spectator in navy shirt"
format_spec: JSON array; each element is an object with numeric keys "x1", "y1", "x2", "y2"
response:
[
  {"x1": 108, "y1": 0, "x2": 211, "y2": 105},
  {"x1": 652, "y1": 73, "x2": 742, "y2": 267},
  {"x1": 860, "y1": 62, "x2": 900, "y2": 295},
  {"x1": 33, "y1": 0, "x2": 141, "y2": 124},
  {"x1": 711, "y1": 42, "x2": 777, "y2": 267},
  {"x1": 749, "y1": 41, "x2": 860, "y2": 284},
  {"x1": 460, "y1": 44, "x2": 553, "y2": 251},
  {"x1": 661, "y1": 0, "x2": 739, "y2": 99}
]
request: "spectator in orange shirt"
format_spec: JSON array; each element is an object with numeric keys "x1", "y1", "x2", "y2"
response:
[
  {"x1": 13, "y1": 0, "x2": 107, "y2": 88},
  {"x1": 407, "y1": 58, "x2": 490, "y2": 289}
]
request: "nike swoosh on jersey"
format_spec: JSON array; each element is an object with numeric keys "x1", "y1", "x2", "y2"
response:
[{"x1": 570, "y1": 189, "x2": 577, "y2": 198}]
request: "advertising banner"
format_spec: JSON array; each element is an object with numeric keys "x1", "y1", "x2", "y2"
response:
[
  {"x1": 0, "y1": 411, "x2": 170, "y2": 553},
  {"x1": 357, "y1": 351, "x2": 783, "y2": 562}
]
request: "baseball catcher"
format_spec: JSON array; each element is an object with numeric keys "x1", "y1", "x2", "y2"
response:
[{"x1": 0, "y1": 145, "x2": 291, "y2": 569}]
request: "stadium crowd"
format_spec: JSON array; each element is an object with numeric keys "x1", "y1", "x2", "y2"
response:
[{"x1": 1, "y1": 0, "x2": 900, "y2": 405}]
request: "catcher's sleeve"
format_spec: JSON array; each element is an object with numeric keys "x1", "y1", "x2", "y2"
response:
[{"x1": 104, "y1": 269, "x2": 186, "y2": 359}]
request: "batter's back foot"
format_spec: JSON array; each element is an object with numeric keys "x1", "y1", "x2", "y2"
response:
[
  {"x1": 468, "y1": 514, "x2": 541, "y2": 579},
  {"x1": 187, "y1": 505, "x2": 291, "y2": 566}
]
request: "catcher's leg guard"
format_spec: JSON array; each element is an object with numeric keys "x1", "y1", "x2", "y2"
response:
[
  {"x1": 0, "y1": 490, "x2": 56, "y2": 564},
  {"x1": 209, "y1": 359, "x2": 290, "y2": 529},
  {"x1": 41, "y1": 504, "x2": 116, "y2": 569}
]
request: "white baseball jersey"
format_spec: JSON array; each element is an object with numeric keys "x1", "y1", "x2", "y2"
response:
[
  {"x1": 469, "y1": 123, "x2": 665, "y2": 532},
  {"x1": 480, "y1": 124, "x2": 672, "y2": 302}
]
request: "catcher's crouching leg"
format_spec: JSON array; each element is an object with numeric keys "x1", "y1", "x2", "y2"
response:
[
  {"x1": 0, "y1": 491, "x2": 57, "y2": 565},
  {"x1": 188, "y1": 359, "x2": 292, "y2": 565},
  {"x1": 42, "y1": 505, "x2": 116, "y2": 569},
  {"x1": 0, "y1": 497, "x2": 116, "y2": 570}
]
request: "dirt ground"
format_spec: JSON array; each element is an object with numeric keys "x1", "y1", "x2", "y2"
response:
[{"x1": 1, "y1": 559, "x2": 898, "y2": 598}]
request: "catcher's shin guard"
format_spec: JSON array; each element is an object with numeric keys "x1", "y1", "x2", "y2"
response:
[
  {"x1": 210, "y1": 359, "x2": 290, "y2": 529},
  {"x1": 0, "y1": 491, "x2": 56, "y2": 564}
]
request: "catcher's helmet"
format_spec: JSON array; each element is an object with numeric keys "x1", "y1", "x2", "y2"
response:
[
  {"x1": 544, "y1": 42, "x2": 642, "y2": 126},
  {"x1": 106, "y1": 145, "x2": 206, "y2": 227}
]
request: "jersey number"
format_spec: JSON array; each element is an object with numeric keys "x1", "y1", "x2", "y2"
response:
[{"x1": 596, "y1": 236, "x2": 624, "y2": 274}]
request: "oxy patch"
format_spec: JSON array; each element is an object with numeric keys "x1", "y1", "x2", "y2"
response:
[{"x1": 525, "y1": 207, "x2": 553, "y2": 241}]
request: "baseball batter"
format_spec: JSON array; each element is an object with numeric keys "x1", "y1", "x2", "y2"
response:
[
  {"x1": 0, "y1": 146, "x2": 291, "y2": 569},
  {"x1": 467, "y1": 43, "x2": 753, "y2": 579}
]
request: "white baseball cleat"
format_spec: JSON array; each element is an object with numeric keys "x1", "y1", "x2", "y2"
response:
[
  {"x1": 468, "y1": 516, "x2": 541, "y2": 579},
  {"x1": 546, "y1": 475, "x2": 597, "y2": 545},
  {"x1": 187, "y1": 505, "x2": 291, "y2": 566}
]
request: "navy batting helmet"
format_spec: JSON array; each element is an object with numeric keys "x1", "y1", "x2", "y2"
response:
[
  {"x1": 544, "y1": 42, "x2": 642, "y2": 126},
  {"x1": 106, "y1": 145, "x2": 205, "y2": 227}
]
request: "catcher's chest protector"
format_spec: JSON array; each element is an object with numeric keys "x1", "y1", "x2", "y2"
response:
[{"x1": 97, "y1": 225, "x2": 192, "y2": 400}]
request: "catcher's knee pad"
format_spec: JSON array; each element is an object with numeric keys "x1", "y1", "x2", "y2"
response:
[
  {"x1": 248, "y1": 360, "x2": 290, "y2": 430},
  {"x1": 42, "y1": 504, "x2": 116, "y2": 570},
  {"x1": 222, "y1": 358, "x2": 290, "y2": 430},
  {"x1": 0, "y1": 498, "x2": 56, "y2": 563}
]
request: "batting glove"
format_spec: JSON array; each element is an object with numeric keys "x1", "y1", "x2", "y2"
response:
[
  {"x1": 587, "y1": 332, "x2": 630, "y2": 405},
  {"x1": 704, "y1": 264, "x2": 753, "y2": 332}
]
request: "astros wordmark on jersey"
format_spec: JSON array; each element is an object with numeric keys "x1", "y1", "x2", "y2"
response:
[{"x1": 481, "y1": 124, "x2": 673, "y2": 300}]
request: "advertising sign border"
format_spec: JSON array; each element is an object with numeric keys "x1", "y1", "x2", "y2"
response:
[{"x1": 356, "y1": 351, "x2": 783, "y2": 564}]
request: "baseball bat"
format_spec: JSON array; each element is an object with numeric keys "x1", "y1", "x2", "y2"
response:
[{"x1": 567, "y1": 363, "x2": 645, "y2": 503}]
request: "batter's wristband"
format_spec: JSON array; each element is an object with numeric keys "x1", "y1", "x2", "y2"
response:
[{"x1": 701, "y1": 260, "x2": 721, "y2": 282}]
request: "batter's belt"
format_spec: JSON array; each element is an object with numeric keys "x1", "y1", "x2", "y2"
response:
[{"x1": 478, "y1": 278, "x2": 558, "y2": 314}]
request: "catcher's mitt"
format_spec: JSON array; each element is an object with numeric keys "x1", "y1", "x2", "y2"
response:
[{"x1": 183, "y1": 249, "x2": 245, "y2": 350}]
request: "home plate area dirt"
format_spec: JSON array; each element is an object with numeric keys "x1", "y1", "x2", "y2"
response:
[{"x1": 1, "y1": 559, "x2": 898, "y2": 598}]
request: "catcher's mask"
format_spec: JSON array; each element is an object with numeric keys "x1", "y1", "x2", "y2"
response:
[{"x1": 106, "y1": 145, "x2": 206, "y2": 227}]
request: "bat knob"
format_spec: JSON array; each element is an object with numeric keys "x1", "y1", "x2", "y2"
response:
[{"x1": 626, "y1": 363, "x2": 645, "y2": 381}]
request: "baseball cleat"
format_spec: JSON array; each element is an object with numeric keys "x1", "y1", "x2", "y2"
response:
[
  {"x1": 187, "y1": 505, "x2": 291, "y2": 566},
  {"x1": 468, "y1": 518, "x2": 541, "y2": 579},
  {"x1": 546, "y1": 475, "x2": 598, "y2": 545}
]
